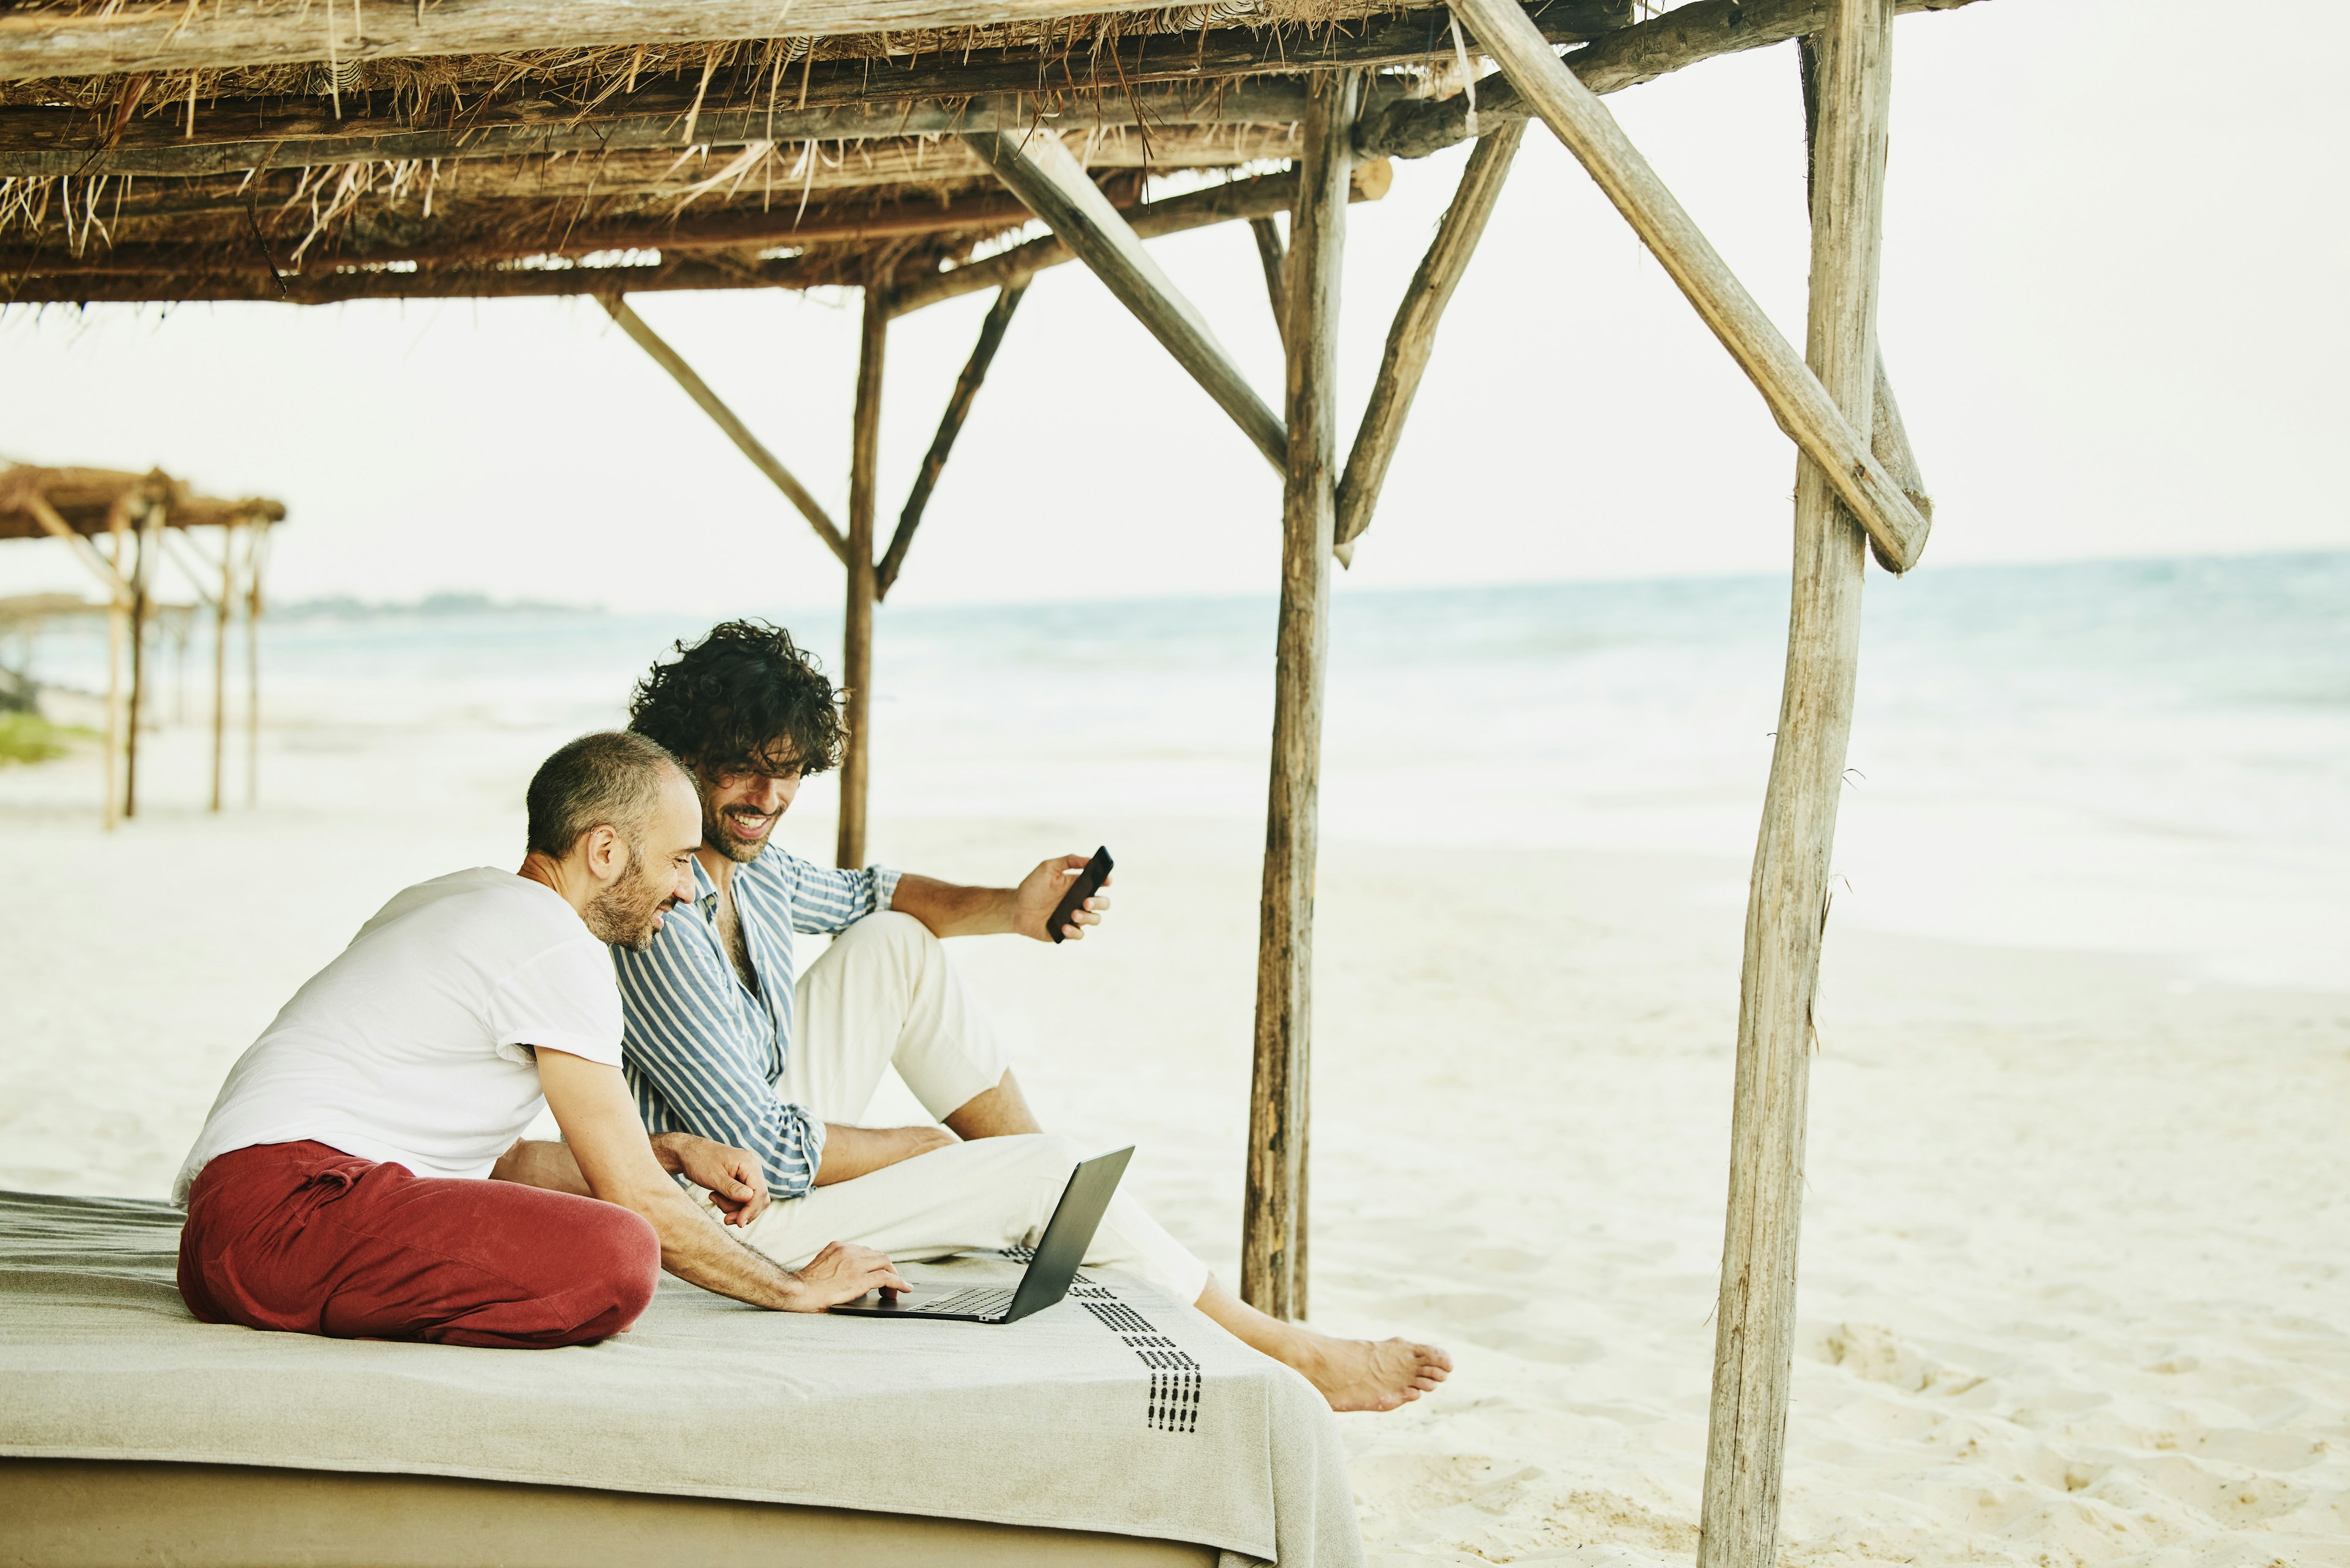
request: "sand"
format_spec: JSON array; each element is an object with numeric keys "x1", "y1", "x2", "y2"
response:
[{"x1": 3, "y1": 720, "x2": 2346, "y2": 1567}]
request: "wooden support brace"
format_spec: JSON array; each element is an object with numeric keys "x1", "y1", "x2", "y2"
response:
[
  {"x1": 1698, "y1": 2, "x2": 1895, "y2": 1563},
  {"x1": 876, "y1": 285, "x2": 1025, "y2": 602},
  {"x1": 964, "y1": 125, "x2": 1286, "y2": 472},
  {"x1": 0, "y1": 0, "x2": 1185, "y2": 81},
  {"x1": 1333, "y1": 121, "x2": 1526, "y2": 567},
  {"x1": 601, "y1": 296, "x2": 850, "y2": 569},
  {"x1": 888, "y1": 162, "x2": 1390, "y2": 320},
  {"x1": 1447, "y1": 0, "x2": 1930, "y2": 572},
  {"x1": 21, "y1": 491, "x2": 134, "y2": 604},
  {"x1": 1242, "y1": 69, "x2": 1357, "y2": 1324},
  {"x1": 1250, "y1": 217, "x2": 1291, "y2": 356}
]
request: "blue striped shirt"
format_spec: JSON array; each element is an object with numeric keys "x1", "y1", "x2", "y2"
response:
[{"x1": 611, "y1": 849, "x2": 901, "y2": 1198}]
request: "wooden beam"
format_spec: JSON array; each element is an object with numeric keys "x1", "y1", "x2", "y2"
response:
[
  {"x1": 1447, "y1": 0, "x2": 1929, "y2": 571},
  {"x1": 0, "y1": 0, "x2": 1190, "y2": 82},
  {"x1": 2, "y1": 166, "x2": 1354, "y2": 306},
  {"x1": 966, "y1": 125, "x2": 1285, "y2": 471},
  {"x1": 602, "y1": 296, "x2": 850, "y2": 568},
  {"x1": 1356, "y1": 0, "x2": 1986, "y2": 159},
  {"x1": 875, "y1": 284, "x2": 1023, "y2": 601},
  {"x1": 1250, "y1": 217, "x2": 1290, "y2": 356},
  {"x1": 0, "y1": 78, "x2": 1325, "y2": 180},
  {"x1": 887, "y1": 162, "x2": 1387, "y2": 318},
  {"x1": 0, "y1": 4, "x2": 1630, "y2": 174},
  {"x1": 1332, "y1": 119, "x2": 1523, "y2": 566},
  {"x1": 837, "y1": 285, "x2": 886, "y2": 871},
  {"x1": 1242, "y1": 68, "x2": 1355, "y2": 1324},
  {"x1": 0, "y1": 194, "x2": 1059, "y2": 279},
  {"x1": 1698, "y1": 4, "x2": 1894, "y2": 1564},
  {"x1": 0, "y1": 251, "x2": 854, "y2": 305}
]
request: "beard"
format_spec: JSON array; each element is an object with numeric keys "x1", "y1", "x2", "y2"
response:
[
  {"x1": 583, "y1": 849, "x2": 676, "y2": 952},
  {"x1": 705, "y1": 798, "x2": 774, "y2": 864}
]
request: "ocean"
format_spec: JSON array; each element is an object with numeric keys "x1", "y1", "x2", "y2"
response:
[{"x1": 14, "y1": 551, "x2": 2347, "y2": 991}]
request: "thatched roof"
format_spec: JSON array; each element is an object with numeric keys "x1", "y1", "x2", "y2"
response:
[
  {"x1": 0, "y1": 0, "x2": 1645, "y2": 308},
  {"x1": 0, "y1": 0, "x2": 1982, "y2": 310},
  {"x1": 0, "y1": 465, "x2": 285, "y2": 540}
]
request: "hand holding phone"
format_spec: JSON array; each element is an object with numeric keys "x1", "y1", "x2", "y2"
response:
[{"x1": 1047, "y1": 846, "x2": 1114, "y2": 944}]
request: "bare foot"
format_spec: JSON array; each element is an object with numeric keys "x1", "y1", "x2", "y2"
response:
[{"x1": 1295, "y1": 1333, "x2": 1453, "y2": 1413}]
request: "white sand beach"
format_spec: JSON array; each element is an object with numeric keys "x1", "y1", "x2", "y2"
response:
[{"x1": 3, "y1": 695, "x2": 2344, "y2": 1567}]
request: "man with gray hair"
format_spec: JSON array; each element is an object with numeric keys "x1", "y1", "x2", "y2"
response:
[{"x1": 174, "y1": 730, "x2": 905, "y2": 1348}]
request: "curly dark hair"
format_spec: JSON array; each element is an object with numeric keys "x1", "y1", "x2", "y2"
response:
[{"x1": 628, "y1": 620, "x2": 843, "y2": 778}]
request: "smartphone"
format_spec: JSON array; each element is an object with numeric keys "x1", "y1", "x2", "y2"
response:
[{"x1": 1048, "y1": 846, "x2": 1114, "y2": 944}]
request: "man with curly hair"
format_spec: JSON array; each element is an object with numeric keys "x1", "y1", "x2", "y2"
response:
[{"x1": 616, "y1": 621, "x2": 1450, "y2": 1413}]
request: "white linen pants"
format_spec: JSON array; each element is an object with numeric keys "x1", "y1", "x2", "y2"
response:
[{"x1": 710, "y1": 912, "x2": 1211, "y2": 1305}]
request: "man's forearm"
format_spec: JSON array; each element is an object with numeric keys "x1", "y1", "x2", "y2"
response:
[
  {"x1": 629, "y1": 1177, "x2": 811, "y2": 1309},
  {"x1": 887, "y1": 873, "x2": 1016, "y2": 938},
  {"x1": 815, "y1": 1122, "x2": 957, "y2": 1185}
]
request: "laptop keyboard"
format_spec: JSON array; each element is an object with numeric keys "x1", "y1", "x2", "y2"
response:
[{"x1": 920, "y1": 1286, "x2": 1015, "y2": 1318}]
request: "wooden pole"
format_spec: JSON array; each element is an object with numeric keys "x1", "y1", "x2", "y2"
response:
[
  {"x1": 211, "y1": 523, "x2": 233, "y2": 813},
  {"x1": 1334, "y1": 121, "x2": 1526, "y2": 567},
  {"x1": 602, "y1": 296, "x2": 851, "y2": 568},
  {"x1": 837, "y1": 284, "x2": 886, "y2": 871},
  {"x1": 1445, "y1": 0, "x2": 1928, "y2": 573},
  {"x1": 876, "y1": 284, "x2": 1025, "y2": 600},
  {"x1": 1242, "y1": 69, "x2": 1356, "y2": 1323},
  {"x1": 124, "y1": 506, "x2": 162, "y2": 819},
  {"x1": 246, "y1": 523, "x2": 266, "y2": 808},
  {"x1": 1697, "y1": 4, "x2": 1893, "y2": 1563},
  {"x1": 105, "y1": 511, "x2": 126, "y2": 832}
]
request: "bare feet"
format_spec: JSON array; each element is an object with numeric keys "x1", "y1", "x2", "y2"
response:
[
  {"x1": 1191, "y1": 1276, "x2": 1452, "y2": 1413},
  {"x1": 1294, "y1": 1333, "x2": 1453, "y2": 1413}
]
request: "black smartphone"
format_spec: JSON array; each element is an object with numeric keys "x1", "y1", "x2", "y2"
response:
[{"x1": 1048, "y1": 846, "x2": 1114, "y2": 944}]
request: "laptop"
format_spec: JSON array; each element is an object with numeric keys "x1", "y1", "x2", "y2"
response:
[{"x1": 829, "y1": 1145, "x2": 1133, "y2": 1324}]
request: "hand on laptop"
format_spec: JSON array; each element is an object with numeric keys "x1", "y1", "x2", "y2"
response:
[
  {"x1": 787, "y1": 1241, "x2": 909, "y2": 1311},
  {"x1": 651, "y1": 1132, "x2": 770, "y2": 1226}
]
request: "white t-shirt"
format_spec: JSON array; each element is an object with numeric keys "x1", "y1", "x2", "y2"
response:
[{"x1": 174, "y1": 868, "x2": 624, "y2": 1202}]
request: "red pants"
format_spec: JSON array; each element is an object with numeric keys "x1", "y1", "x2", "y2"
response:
[{"x1": 179, "y1": 1141, "x2": 660, "y2": 1350}]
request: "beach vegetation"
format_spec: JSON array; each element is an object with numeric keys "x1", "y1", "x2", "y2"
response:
[{"x1": 0, "y1": 711, "x2": 78, "y2": 766}]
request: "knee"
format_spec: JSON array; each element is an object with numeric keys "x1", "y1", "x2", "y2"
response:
[
  {"x1": 838, "y1": 909, "x2": 938, "y2": 957},
  {"x1": 1007, "y1": 1133, "x2": 1083, "y2": 1189},
  {"x1": 561, "y1": 1205, "x2": 660, "y2": 1343}
]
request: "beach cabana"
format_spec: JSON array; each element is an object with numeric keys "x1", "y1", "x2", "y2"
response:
[
  {"x1": 0, "y1": 463, "x2": 282, "y2": 825},
  {"x1": 2, "y1": 0, "x2": 1969, "y2": 1560}
]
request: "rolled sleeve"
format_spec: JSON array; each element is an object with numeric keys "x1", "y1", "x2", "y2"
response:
[
  {"x1": 613, "y1": 927, "x2": 826, "y2": 1198},
  {"x1": 784, "y1": 857, "x2": 900, "y2": 935}
]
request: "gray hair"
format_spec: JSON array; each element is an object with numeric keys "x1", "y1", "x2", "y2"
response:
[{"x1": 524, "y1": 730, "x2": 684, "y2": 860}]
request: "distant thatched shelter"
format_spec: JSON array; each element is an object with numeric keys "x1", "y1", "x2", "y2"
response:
[{"x1": 0, "y1": 463, "x2": 282, "y2": 824}]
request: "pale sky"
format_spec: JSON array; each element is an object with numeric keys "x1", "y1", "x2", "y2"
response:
[{"x1": 2, "y1": 0, "x2": 2343, "y2": 612}]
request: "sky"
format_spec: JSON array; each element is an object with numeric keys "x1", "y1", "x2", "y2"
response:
[{"x1": 2, "y1": 0, "x2": 2344, "y2": 613}]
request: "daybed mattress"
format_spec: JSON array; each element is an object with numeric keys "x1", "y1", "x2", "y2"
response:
[{"x1": 0, "y1": 1189, "x2": 1363, "y2": 1567}]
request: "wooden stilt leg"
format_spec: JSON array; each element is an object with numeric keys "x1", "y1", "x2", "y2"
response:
[
  {"x1": 837, "y1": 283, "x2": 886, "y2": 870},
  {"x1": 1242, "y1": 69, "x2": 1355, "y2": 1323},
  {"x1": 124, "y1": 508, "x2": 162, "y2": 820},
  {"x1": 212, "y1": 523, "x2": 233, "y2": 813},
  {"x1": 105, "y1": 517, "x2": 126, "y2": 833},
  {"x1": 247, "y1": 523, "x2": 266, "y2": 808},
  {"x1": 1697, "y1": 4, "x2": 1894, "y2": 1564}
]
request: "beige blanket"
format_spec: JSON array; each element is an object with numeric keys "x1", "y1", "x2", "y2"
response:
[{"x1": 0, "y1": 1189, "x2": 1362, "y2": 1568}]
